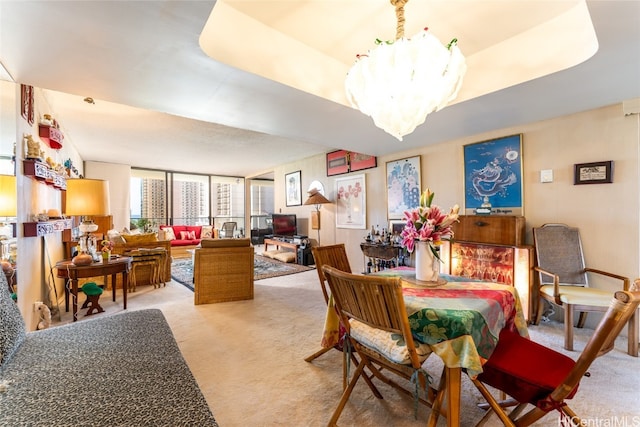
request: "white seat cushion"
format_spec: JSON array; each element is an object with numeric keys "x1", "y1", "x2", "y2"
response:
[
  {"x1": 540, "y1": 284, "x2": 613, "y2": 306},
  {"x1": 349, "y1": 319, "x2": 431, "y2": 365}
]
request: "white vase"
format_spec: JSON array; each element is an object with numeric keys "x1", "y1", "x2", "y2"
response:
[{"x1": 415, "y1": 241, "x2": 440, "y2": 282}]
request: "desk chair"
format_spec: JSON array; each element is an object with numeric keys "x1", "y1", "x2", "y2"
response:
[
  {"x1": 469, "y1": 290, "x2": 639, "y2": 426},
  {"x1": 533, "y1": 224, "x2": 632, "y2": 354}
]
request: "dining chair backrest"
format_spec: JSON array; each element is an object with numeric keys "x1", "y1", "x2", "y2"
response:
[
  {"x1": 321, "y1": 265, "x2": 421, "y2": 366},
  {"x1": 311, "y1": 244, "x2": 351, "y2": 305},
  {"x1": 533, "y1": 223, "x2": 588, "y2": 286},
  {"x1": 221, "y1": 222, "x2": 237, "y2": 239}
]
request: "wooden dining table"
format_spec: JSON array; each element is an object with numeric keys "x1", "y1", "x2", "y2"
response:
[{"x1": 321, "y1": 267, "x2": 529, "y2": 426}]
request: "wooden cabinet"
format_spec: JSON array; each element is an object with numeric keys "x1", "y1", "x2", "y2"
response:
[{"x1": 452, "y1": 215, "x2": 525, "y2": 246}]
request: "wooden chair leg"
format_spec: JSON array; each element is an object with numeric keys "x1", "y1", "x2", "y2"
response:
[
  {"x1": 328, "y1": 358, "x2": 367, "y2": 426},
  {"x1": 577, "y1": 310, "x2": 588, "y2": 328},
  {"x1": 304, "y1": 346, "x2": 332, "y2": 362},
  {"x1": 565, "y1": 304, "x2": 575, "y2": 351}
]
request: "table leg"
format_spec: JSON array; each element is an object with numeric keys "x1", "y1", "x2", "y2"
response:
[
  {"x1": 122, "y1": 271, "x2": 128, "y2": 310},
  {"x1": 65, "y1": 283, "x2": 69, "y2": 312},
  {"x1": 111, "y1": 273, "x2": 117, "y2": 302},
  {"x1": 446, "y1": 367, "x2": 461, "y2": 426},
  {"x1": 72, "y1": 278, "x2": 78, "y2": 322}
]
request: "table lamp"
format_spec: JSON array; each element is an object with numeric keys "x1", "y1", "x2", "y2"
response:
[
  {"x1": 64, "y1": 178, "x2": 110, "y2": 265},
  {"x1": 304, "y1": 187, "x2": 331, "y2": 245},
  {"x1": 0, "y1": 175, "x2": 17, "y2": 261}
]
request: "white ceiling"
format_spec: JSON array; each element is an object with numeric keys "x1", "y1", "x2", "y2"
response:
[{"x1": 0, "y1": 1, "x2": 639, "y2": 178}]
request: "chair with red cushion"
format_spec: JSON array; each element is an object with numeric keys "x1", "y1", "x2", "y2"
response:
[{"x1": 470, "y1": 290, "x2": 639, "y2": 426}]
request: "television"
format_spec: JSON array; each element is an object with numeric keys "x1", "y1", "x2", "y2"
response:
[{"x1": 271, "y1": 214, "x2": 297, "y2": 237}]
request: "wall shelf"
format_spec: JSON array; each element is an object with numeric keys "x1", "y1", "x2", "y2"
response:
[
  {"x1": 23, "y1": 160, "x2": 66, "y2": 190},
  {"x1": 38, "y1": 124, "x2": 64, "y2": 149},
  {"x1": 23, "y1": 219, "x2": 73, "y2": 237}
]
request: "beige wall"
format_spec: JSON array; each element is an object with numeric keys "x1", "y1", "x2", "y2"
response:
[
  {"x1": 15, "y1": 85, "x2": 84, "y2": 329},
  {"x1": 276, "y1": 104, "x2": 640, "y2": 328}
]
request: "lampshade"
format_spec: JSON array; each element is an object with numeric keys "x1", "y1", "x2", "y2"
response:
[
  {"x1": 0, "y1": 175, "x2": 17, "y2": 217},
  {"x1": 65, "y1": 178, "x2": 111, "y2": 216},
  {"x1": 345, "y1": 0, "x2": 466, "y2": 141},
  {"x1": 304, "y1": 189, "x2": 331, "y2": 207}
]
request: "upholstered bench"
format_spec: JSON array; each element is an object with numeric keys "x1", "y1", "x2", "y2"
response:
[{"x1": 0, "y1": 274, "x2": 219, "y2": 426}]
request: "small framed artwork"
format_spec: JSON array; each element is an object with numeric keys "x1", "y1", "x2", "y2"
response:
[
  {"x1": 389, "y1": 219, "x2": 405, "y2": 236},
  {"x1": 21, "y1": 84, "x2": 34, "y2": 125},
  {"x1": 335, "y1": 174, "x2": 366, "y2": 229},
  {"x1": 349, "y1": 152, "x2": 377, "y2": 172},
  {"x1": 285, "y1": 170, "x2": 302, "y2": 206},
  {"x1": 574, "y1": 160, "x2": 613, "y2": 185},
  {"x1": 326, "y1": 150, "x2": 350, "y2": 176},
  {"x1": 463, "y1": 134, "x2": 523, "y2": 215},
  {"x1": 386, "y1": 155, "x2": 421, "y2": 219}
]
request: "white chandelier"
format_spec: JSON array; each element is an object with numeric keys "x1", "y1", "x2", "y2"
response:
[{"x1": 345, "y1": 0, "x2": 466, "y2": 141}]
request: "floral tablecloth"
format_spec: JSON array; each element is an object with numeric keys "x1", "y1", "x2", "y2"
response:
[{"x1": 321, "y1": 270, "x2": 529, "y2": 377}]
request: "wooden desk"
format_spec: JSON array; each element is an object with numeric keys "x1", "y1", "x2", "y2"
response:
[
  {"x1": 263, "y1": 238, "x2": 299, "y2": 253},
  {"x1": 56, "y1": 257, "x2": 132, "y2": 322}
]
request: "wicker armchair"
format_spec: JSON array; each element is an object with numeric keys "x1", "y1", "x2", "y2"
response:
[{"x1": 193, "y1": 238, "x2": 254, "y2": 304}]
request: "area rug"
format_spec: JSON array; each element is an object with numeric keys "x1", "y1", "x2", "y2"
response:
[{"x1": 171, "y1": 255, "x2": 314, "y2": 290}]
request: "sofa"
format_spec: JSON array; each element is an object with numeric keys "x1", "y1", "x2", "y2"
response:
[
  {"x1": 194, "y1": 238, "x2": 254, "y2": 304},
  {"x1": 0, "y1": 275, "x2": 218, "y2": 426},
  {"x1": 160, "y1": 225, "x2": 218, "y2": 258}
]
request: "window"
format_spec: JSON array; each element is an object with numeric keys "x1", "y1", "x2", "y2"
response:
[
  {"x1": 130, "y1": 169, "x2": 167, "y2": 231},
  {"x1": 131, "y1": 168, "x2": 245, "y2": 234}
]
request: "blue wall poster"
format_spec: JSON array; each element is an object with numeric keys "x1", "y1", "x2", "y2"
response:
[{"x1": 463, "y1": 134, "x2": 523, "y2": 215}]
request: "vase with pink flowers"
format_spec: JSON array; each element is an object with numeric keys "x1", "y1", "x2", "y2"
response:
[{"x1": 400, "y1": 189, "x2": 460, "y2": 282}]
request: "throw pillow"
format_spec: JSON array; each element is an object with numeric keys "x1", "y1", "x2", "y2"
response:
[
  {"x1": 122, "y1": 232, "x2": 158, "y2": 244},
  {"x1": 272, "y1": 252, "x2": 296, "y2": 263},
  {"x1": 200, "y1": 238, "x2": 250, "y2": 248},
  {"x1": 201, "y1": 225, "x2": 214, "y2": 239},
  {"x1": 162, "y1": 227, "x2": 176, "y2": 241},
  {"x1": 180, "y1": 230, "x2": 196, "y2": 240},
  {"x1": 0, "y1": 274, "x2": 26, "y2": 367}
]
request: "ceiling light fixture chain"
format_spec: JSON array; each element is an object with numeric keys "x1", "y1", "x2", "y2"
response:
[{"x1": 391, "y1": 0, "x2": 408, "y2": 40}]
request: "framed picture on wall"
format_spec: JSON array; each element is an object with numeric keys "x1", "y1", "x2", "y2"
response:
[
  {"x1": 285, "y1": 170, "x2": 302, "y2": 206},
  {"x1": 349, "y1": 152, "x2": 377, "y2": 172},
  {"x1": 573, "y1": 160, "x2": 613, "y2": 184},
  {"x1": 386, "y1": 155, "x2": 421, "y2": 219},
  {"x1": 463, "y1": 134, "x2": 523, "y2": 215},
  {"x1": 335, "y1": 174, "x2": 366, "y2": 229},
  {"x1": 326, "y1": 150, "x2": 350, "y2": 176}
]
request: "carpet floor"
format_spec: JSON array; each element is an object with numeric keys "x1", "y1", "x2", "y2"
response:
[
  {"x1": 53, "y1": 270, "x2": 640, "y2": 426},
  {"x1": 171, "y1": 254, "x2": 314, "y2": 289}
]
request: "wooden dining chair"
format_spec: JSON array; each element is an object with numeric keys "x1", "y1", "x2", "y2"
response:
[
  {"x1": 306, "y1": 244, "x2": 381, "y2": 396},
  {"x1": 469, "y1": 290, "x2": 640, "y2": 427},
  {"x1": 533, "y1": 224, "x2": 632, "y2": 353},
  {"x1": 322, "y1": 265, "x2": 443, "y2": 425},
  {"x1": 305, "y1": 244, "x2": 352, "y2": 362}
]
